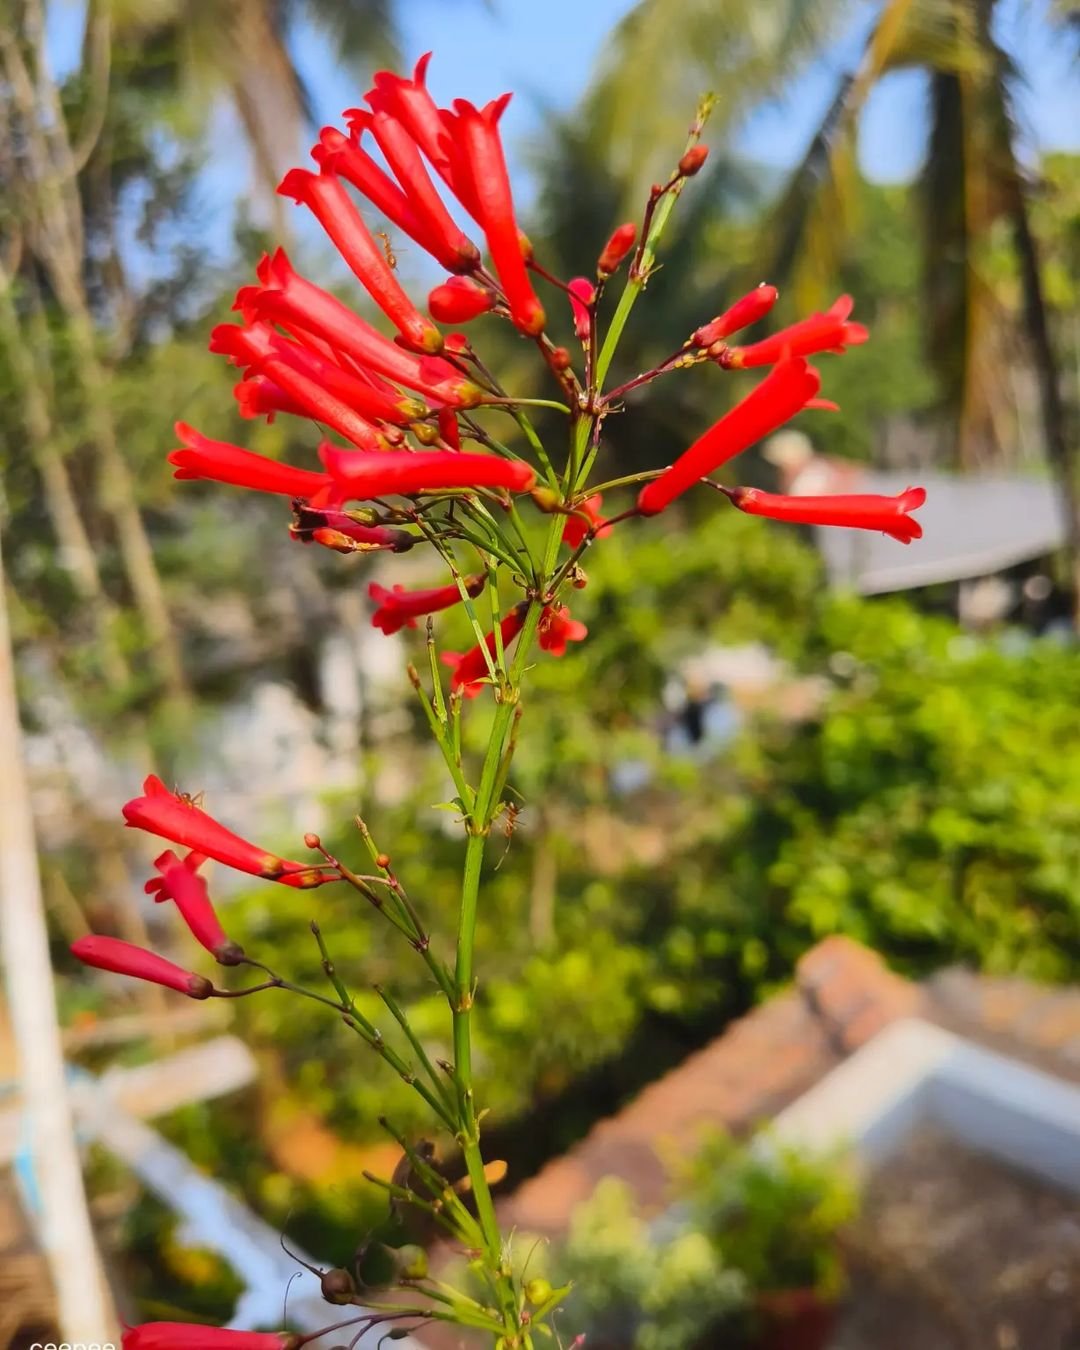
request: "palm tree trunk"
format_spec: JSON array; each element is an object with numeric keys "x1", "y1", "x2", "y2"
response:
[
  {"x1": 973, "y1": 0, "x2": 1080, "y2": 619},
  {"x1": 228, "y1": 0, "x2": 309, "y2": 238},
  {"x1": 1008, "y1": 188, "x2": 1080, "y2": 621}
]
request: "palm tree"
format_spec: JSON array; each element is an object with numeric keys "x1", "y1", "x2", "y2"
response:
[
  {"x1": 107, "y1": 0, "x2": 398, "y2": 233},
  {"x1": 587, "y1": 0, "x2": 1080, "y2": 601}
]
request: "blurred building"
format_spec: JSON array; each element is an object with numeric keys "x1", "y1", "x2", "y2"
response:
[{"x1": 764, "y1": 434, "x2": 1071, "y2": 628}]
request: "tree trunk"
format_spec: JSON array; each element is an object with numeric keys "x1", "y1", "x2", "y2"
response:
[
  {"x1": 974, "y1": 0, "x2": 1080, "y2": 620},
  {"x1": 65, "y1": 298, "x2": 191, "y2": 699},
  {"x1": 1008, "y1": 188, "x2": 1080, "y2": 623},
  {"x1": 228, "y1": 0, "x2": 308, "y2": 239},
  {"x1": 0, "y1": 264, "x2": 131, "y2": 687},
  {"x1": 2, "y1": 12, "x2": 189, "y2": 698},
  {"x1": 0, "y1": 518, "x2": 119, "y2": 1341}
]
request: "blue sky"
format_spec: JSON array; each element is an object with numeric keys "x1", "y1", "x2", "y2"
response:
[
  {"x1": 47, "y1": 0, "x2": 1078, "y2": 271},
  {"x1": 289, "y1": 0, "x2": 1079, "y2": 185}
]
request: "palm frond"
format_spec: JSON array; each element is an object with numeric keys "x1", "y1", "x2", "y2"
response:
[
  {"x1": 287, "y1": 0, "x2": 399, "y2": 68},
  {"x1": 758, "y1": 71, "x2": 854, "y2": 291},
  {"x1": 583, "y1": 0, "x2": 857, "y2": 199}
]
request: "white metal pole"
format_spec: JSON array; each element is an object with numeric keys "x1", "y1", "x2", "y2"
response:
[{"x1": 0, "y1": 517, "x2": 118, "y2": 1339}]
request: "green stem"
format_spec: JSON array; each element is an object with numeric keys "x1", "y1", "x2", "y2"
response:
[
  {"x1": 374, "y1": 982, "x2": 456, "y2": 1115},
  {"x1": 593, "y1": 115, "x2": 711, "y2": 393},
  {"x1": 507, "y1": 407, "x2": 560, "y2": 488},
  {"x1": 449, "y1": 557, "x2": 556, "y2": 1334}
]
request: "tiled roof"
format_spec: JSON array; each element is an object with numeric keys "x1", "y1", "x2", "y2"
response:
[
  {"x1": 407, "y1": 938, "x2": 1080, "y2": 1349},
  {"x1": 497, "y1": 937, "x2": 921, "y2": 1239}
]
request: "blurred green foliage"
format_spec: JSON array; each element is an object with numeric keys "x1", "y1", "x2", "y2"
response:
[
  {"x1": 143, "y1": 508, "x2": 1080, "y2": 1264},
  {"x1": 542, "y1": 1130, "x2": 855, "y2": 1347},
  {"x1": 677, "y1": 1130, "x2": 858, "y2": 1298},
  {"x1": 551, "y1": 1176, "x2": 747, "y2": 1349}
]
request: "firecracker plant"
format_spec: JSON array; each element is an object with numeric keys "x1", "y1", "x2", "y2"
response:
[{"x1": 70, "y1": 53, "x2": 926, "y2": 1350}]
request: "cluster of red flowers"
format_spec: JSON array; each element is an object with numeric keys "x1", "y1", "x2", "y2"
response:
[
  {"x1": 71, "y1": 775, "x2": 337, "y2": 999},
  {"x1": 161, "y1": 52, "x2": 923, "y2": 708}
]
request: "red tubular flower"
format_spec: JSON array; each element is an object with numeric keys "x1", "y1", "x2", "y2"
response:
[
  {"x1": 234, "y1": 375, "x2": 309, "y2": 424},
  {"x1": 692, "y1": 284, "x2": 779, "y2": 348},
  {"x1": 637, "y1": 357, "x2": 821, "y2": 516},
  {"x1": 362, "y1": 53, "x2": 480, "y2": 217},
  {"x1": 728, "y1": 485, "x2": 926, "y2": 543},
  {"x1": 567, "y1": 278, "x2": 594, "y2": 341},
  {"x1": 354, "y1": 104, "x2": 481, "y2": 277},
  {"x1": 123, "y1": 775, "x2": 328, "y2": 886},
  {"x1": 439, "y1": 97, "x2": 546, "y2": 336},
  {"x1": 320, "y1": 443, "x2": 536, "y2": 498},
  {"x1": 236, "y1": 250, "x2": 483, "y2": 408},
  {"x1": 724, "y1": 295, "x2": 869, "y2": 368},
  {"x1": 278, "y1": 167, "x2": 442, "y2": 354},
  {"x1": 123, "y1": 1326, "x2": 294, "y2": 1349},
  {"x1": 538, "y1": 604, "x2": 588, "y2": 657},
  {"x1": 597, "y1": 223, "x2": 637, "y2": 277},
  {"x1": 290, "y1": 505, "x2": 415, "y2": 552},
  {"x1": 212, "y1": 321, "x2": 424, "y2": 435},
  {"x1": 313, "y1": 128, "x2": 469, "y2": 276},
  {"x1": 145, "y1": 850, "x2": 243, "y2": 964},
  {"x1": 369, "y1": 574, "x2": 486, "y2": 635},
  {"x1": 562, "y1": 494, "x2": 611, "y2": 549},
  {"x1": 71, "y1": 937, "x2": 213, "y2": 1000},
  {"x1": 169, "y1": 423, "x2": 335, "y2": 502},
  {"x1": 214, "y1": 326, "x2": 387, "y2": 449},
  {"x1": 428, "y1": 276, "x2": 497, "y2": 324},
  {"x1": 441, "y1": 604, "x2": 528, "y2": 697}
]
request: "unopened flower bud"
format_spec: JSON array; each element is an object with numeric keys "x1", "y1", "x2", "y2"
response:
[
  {"x1": 692, "y1": 284, "x2": 779, "y2": 348},
  {"x1": 376, "y1": 853, "x2": 391, "y2": 869},
  {"x1": 428, "y1": 276, "x2": 497, "y2": 324},
  {"x1": 410, "y1": 419, "x2": 440, "y2": 445},
  {"x1": 530, "y1": 487, "x2": 561, "y2": 513},
  {"x1": 550, "y1": 346, "x2": 572, "y2": 372},
  {"x1": 525, "y1": 1277, "x2": 553, "y2": 1304},
  {"x1": 396, "y1": 1244, "x2": 429, "y2": 1280},
  {"x1": 320, "y1": 1266, "x2": 356, "y2": 1304},
  {"x1": 304, "y1": 832, "x2": 322, "y2": 850},
  {"x1": 597, "y1": 222, "x2": 637, "y2": 277},
  {"x1": 678, "y1": 144, "x2": 709, "y2": 176}
]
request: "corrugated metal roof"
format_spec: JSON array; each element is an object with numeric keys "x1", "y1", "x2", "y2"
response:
[{"x1": 814, "y1": 472, "x2": 1066, "y2": 594}]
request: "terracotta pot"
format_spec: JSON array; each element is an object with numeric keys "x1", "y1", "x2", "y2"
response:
[{"x1": 754, "y1": 1287, "x2": 838, "y2": 1350}]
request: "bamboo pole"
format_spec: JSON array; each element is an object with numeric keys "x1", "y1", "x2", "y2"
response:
[{"x1": 0, "y1": 516, "x2": 119, "y2": 1340}]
